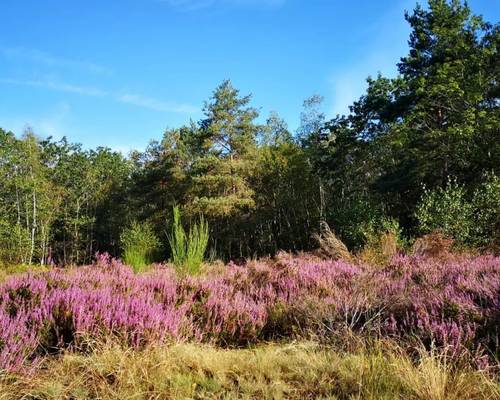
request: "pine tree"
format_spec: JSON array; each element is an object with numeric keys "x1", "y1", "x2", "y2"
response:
[{"x1": 187, "y1": 80, "x2": 259, "y2": 218}]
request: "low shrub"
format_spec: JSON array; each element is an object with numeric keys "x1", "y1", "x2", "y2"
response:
[
  {"x1": 415, "y1": 174, "x2": 500, "y2": 248},
  {"x1": 412, "y1": 231, "x2": 454, "y2": 258},
  {"x1": 416, "y1": 179, "x2": 474, "y2": 245},
  {"x1": 358, "y1": 218, "x2": 403, "y2": 265},
  {"x1": 0, "y1": 252, "x2": 498, "y2": 372},
  {"x1": 472, "y1": 172, "x2": 500, "y2": 248}
]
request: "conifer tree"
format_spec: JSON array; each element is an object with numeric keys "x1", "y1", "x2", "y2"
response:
[{"x1": 187, "y1": 80, "x2": 259, "y2": 218}]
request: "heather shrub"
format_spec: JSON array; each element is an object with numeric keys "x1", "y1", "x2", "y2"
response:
[
  {"x1": 120, "y1": 221, "x2": 160, "y2": 272},
  {"x1": 168, "y1": 206, "x2": 209, "y2": 275},
  {"x1": 376, "y1": 254, "x2": 500, "y2": 353},
  {"x1": 0, "y1": 252, "x2": 498, "y2": 372}
]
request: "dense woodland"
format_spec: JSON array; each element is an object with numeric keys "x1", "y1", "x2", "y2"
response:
[{"x1": 0, "y1": 0, "x2": 498, "y2": 265}]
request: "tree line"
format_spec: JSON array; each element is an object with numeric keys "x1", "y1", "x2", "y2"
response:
[{"x1": 0, "y1": 0, "x2": 498, "y2": 265}]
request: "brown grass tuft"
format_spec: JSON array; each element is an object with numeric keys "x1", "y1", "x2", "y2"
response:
[
  {"x1": 412, "y1": 231, "x2": 454, "y2": 258},
  {"x1": 314, "y1": 221, "x2": 352, "y2": 261}
]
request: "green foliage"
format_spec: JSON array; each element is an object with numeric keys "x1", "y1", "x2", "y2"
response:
[
  {"x1": 308, "y1": 0, "x2": 498, "y2": 249},
  {"x1": 120, "y1": 222, "x2": 160, "y2": 272},
  {"x1": 168, "y1": 206, "x2": 209, "y2": 275},
  {"x1": 415, "y1": 179, "x2": 473, "y2": 244},
  {"x1": 362, "y1": 217, "x2": 405, "y2": 250},
  {"x1": 297, "y1": 94, "x2": 325, "y2": 145},
  {"x1": 0, "y1": 219, "x2": 30, "y2": 265},
  {"x1": 0, "y1": 129, "x2": 131, "y2": 266},
  {"x1": 1, "y1": 1, "x2": 498, "y2": 262},
  {"x1": 0, "y1": 129, "x2": 59, "y2": 265},
  {"x1": 187, "y1": 80, "x2": 259, "y2": 220},
  {"x1": 415, "y1": 173, "x2": 500, "y2": 247},
  {"x1": 472, "y1": 173, "x2": 500, "y2": 246},
  {"x1": 252, "y1": 141, "x2": 321, "y2": 254},
  {"x1": 328, "y1": 195, "x2": 384, "y2": 249}
]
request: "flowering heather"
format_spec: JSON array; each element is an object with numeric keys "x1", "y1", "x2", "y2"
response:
[{"x1": 0, "y1": 252, "x2": 498, "y2": 371}]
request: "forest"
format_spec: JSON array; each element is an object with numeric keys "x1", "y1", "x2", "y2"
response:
[
  {"x1": 0, "y1": 1, "x2": 499, "y2": 398},
  {"x1": 0, "y1": 1, "x2": 498, "y2": 266}
]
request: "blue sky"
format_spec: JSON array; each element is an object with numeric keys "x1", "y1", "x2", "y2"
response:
[{"x1": 0, "y1": 0, "x2": 498, "y2": 153}]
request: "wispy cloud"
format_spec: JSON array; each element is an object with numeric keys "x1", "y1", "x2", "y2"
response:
[
  {"x1": 1, "y1": 78, "x2": 107, "y2": 97},
  {"x1": 117, "y1": 93, "x2": 198, "y2": 114},
  {"x1": 1, "y1": 47, "x2": 112, "y2": 75},
  {"x1": 1, "y1": 78, "x2": 199, "y2": 115},
  {"x1": 160, "y1": 0, "x2": 285, "y2": 11}
]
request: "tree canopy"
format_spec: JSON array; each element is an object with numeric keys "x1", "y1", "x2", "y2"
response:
[{"x1": 0, "y1": 0, "x2": 498, "y2": 264}]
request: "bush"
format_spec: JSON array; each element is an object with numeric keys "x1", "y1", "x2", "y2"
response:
[
  {"x1": 327, "y1": 195, "x2": 383, "y2": 249},
  {"x1": 120, "y1": 222, "x2": 160, "y2": 272},
  {"x1": 415, "y1": 174, "x2": 500, "y2": 248},
  {"x1": 358, "y1": 217, "x2": 403, "y2": 265},
  {"x1": 168, "y1": 206, "x2": 209, "y2": 275},
  {"x1": 412, "y1": 231, "x2": 454, "y2": 258},
  {"x1": 415, "y1": 179, "x2": 473, "y2": 245},
  {"x1": 0, "y1": 252, "x2": 498, "y2": 372},
  {"x1": 472, "y1": 172, "x2": 500, "y2": 248}
]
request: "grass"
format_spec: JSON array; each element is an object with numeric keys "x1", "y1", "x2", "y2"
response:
[
  {"x1": 0, "y1": 250, "x2": 498, "y2": 398},
  {"x1": 168, "y1": 206, "x2": 209, "y2": 276},
  {"x1": 122, "y1": 248, "x2": 150, "y2": 273},
  {"x1": 1, "y1": 340, "x2": 498, "y2": 400},
  {"x1": 0, "y1": 263, "x2": 48, "y2": 283},
  {"x1": 120, "y1": 221, "x2": 160, "y2": 273}
]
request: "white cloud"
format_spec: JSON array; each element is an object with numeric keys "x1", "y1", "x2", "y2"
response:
[
  {"x1": 1, "y1": 78, "x2": 198, "y2": 115},
  {"x1": 1, "y1": 47, "x2": 112, "y2": 75}
]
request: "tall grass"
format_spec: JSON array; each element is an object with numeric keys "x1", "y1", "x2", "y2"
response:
[
  {"x1": 2, "y1": 341, "x2": 497, "y2": 400},
  {"x1": 120, "y1": 221, "x2": 160, "y2": 272},
  {"x1": 168, "y1": 206, "x2": 209, "y2": 275}
]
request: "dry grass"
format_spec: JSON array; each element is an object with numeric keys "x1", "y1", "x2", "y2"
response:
[
  {"x1": 412, "y1": 231, "x2": 454, "y2": 258},
  {"x1": 358, "y1": 231, "x2": 399, "y2": 266},
  {"x1": 0, "y1": 264, "x2": 49, "y2": 283},
  {"x1": 395, "y1": 345, "x2": 499, "y2": 400},
  {"x1": 1, "y1": 341, "x2": 497, "y2": 400},
  {"x1": 314, "y1": 222, "x2": 353, "y2": 261}
]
